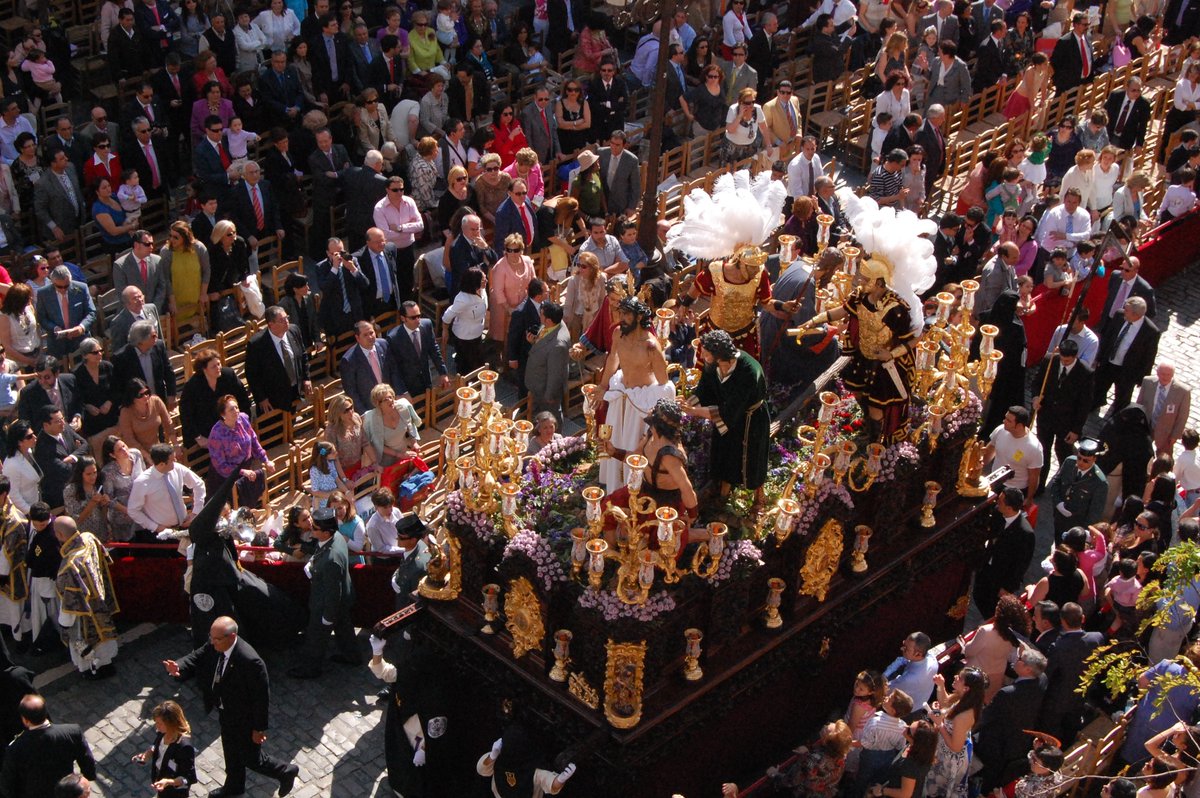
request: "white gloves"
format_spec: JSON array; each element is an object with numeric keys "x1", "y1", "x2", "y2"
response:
[
  {"x1": 554, "y1": 763, "x2": 577, "y2": 785},
  {"x1": 490, "y1": 738, "x2": 503, "y2": 760},
  {"x1": 369, "y1": 635, "x2": 386, "y2": 657},
  {"x1": 1055, "y1": 502, "x2": 1072, "y2": 517},
  {"x1": 413, "y1": 745, "x2": 426, "y2": 766}
]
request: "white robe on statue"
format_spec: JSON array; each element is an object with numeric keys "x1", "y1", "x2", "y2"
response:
[{"x1": 599, "y1": 371, "x2": 676, "y2": 493}]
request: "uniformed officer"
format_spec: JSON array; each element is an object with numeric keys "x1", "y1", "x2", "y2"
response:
[
  {"x1": 390, "y1": 515, "x2": 431, "y2": 610},
  {"x1": 1048, "y1": 438, "x2": 1108, "y2": 542}
]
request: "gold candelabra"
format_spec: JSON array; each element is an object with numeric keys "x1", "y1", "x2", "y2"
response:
[
  {"x1": 575, "y1": 456, "x2": 724, "y2": 605},
  {"x1": 444, "y1": 371, "x2": 531, "y2": 536},
  {"x1": 920, "y1": 482, "x2": 942, "y2": 528},
  {"x1": 773, "y1": 391, "x2": 888, "y2": 504}
]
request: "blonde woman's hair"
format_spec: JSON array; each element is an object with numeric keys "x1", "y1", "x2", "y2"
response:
[
  {"x1": 737, "y1": 87, "x2": 757, "y2": 103},
  {"x1": 326, "y1": 394, "x2": 356, "y2": 436},
  {"x1": 447, "y1": 165, "x2": 469, "y2": 184},
  {"x1": 417, "y1": 136, "x2": 438, "y2": 157},
  {"x1": 1075, "y1": 148, "x2": 1096, "y2": 165},
  {"x1": 370, "y1": 382, "x2": 397, "y2": 408},
  {"x1": 211, "y1": 219, "x2": 236, "y2": 245},
  {"x1": 152, "y1": 700, "x2": 191, "y2": 736},
  {"x1": 330, "y1": 489, "x2": 357, "y2": 519},
  {"x1": 504, "y1": 232, "x2": 526, "y2": 251},
  {"x1": 514, "y1": 147, "x2": 538, "y2": 167}
]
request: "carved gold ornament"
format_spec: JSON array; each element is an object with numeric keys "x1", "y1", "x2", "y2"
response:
[
  {"x1": 504, "y1": 577, "x2": 545, "y2": 660},
  {"x1": 417, "y1": 531, "x2": 462, "y2": 601},
  {"x1": 799, "y1": 518, "x2": 844, "y2": 602},
  {"x1": 946, "y1": 594, "x2": 970, "y2": 620},
  {"x1": 568, "y1": 672, "x2": 600, "y2": 710},
  {"x1": 604, "y1": 639, "x2": 647, "y2": 729}
]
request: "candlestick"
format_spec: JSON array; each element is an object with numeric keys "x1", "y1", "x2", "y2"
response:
[
  {"x1": 921, "y1": 481, "x2": 942, "y2": 528},
  {"x1": 638, "y1": 549, "x2": 655, "y2": 589},
  {"x1": 764, "y1": 577, "x2": 785, "y2": 628},
  {"x1": 488, "y1": 421, "x2": 506, "y2": 455},
  {"x1": 481, "y1": 583, "x2": 500, "y2": 634},
  {"x1": 842, "y1": 245, "x2": 860, "y2": 274},
  {"x1": 587, "y1": 539, "x2": 608, "y2": 590},
  {"x1": 851, "y1": 525, "x2": 873, "y2": 573},
  {"x1": 818, "y1": 391, "x2": 839, "y2": 424},
  {"x1": 978, "y1": 323, "x2": 999, "y2": 356},
  {"x1": 654, "y1": 308, "x2": 674, "y2": 343},
  {"x1": 478, "y1": 369, "x2": 498, "y2": 405},
  {"x1": 570, "y1": 528, "x2": 587, "y2": 574},
  {"x1": 682, "y1": 628, "x2": 703, "y2": 681},
  {"x1": 959, "y1": 279, "x2": 979, "y2": 313},
  {"x1": 582, "y1": 486, "x2": 604, "y2": 522},
  {"x1": 625, "y1": 454, "x2": 648, "y2": 491},
  {"x1": 774, "y1": 497, "x2": 800, "y2": 543},
  {"x1": 780, "y1": 232, "x2": 800, "y2": 262},
  {"x1": 549, "y1": 629, "x2": 573, "y2": 682},
  {"x1": 501, "y1": 483, "x2": 520, "y2": 515},
  {"x1": 582, "y1": 383, "x2": 598, "y2": 416},
  {"x1": 814, "y1": 216, "x2": 832, "y2": 253},
  {"x1": 806, "y1": 452, "x2": 831, "y2": 496},
  {"x1": 935, "y1": 292, "x2": 955, "y2": 325},
  {"x1": 707, "y1": 522, "x2": 727, "y2": 558},
  {"x1": 655, "y1": 506, "x2": 678, "y2": 545},
  {"x1": 928, "y1": 404, "x2": 946, "y2": 438},
  {"x1": 865, "y1": 443, "x2": 885, "y2": 477},
  {"x1": 456, "y1": 386, "x2": 477, "y2": 419},
  {"x1": 443, "y1": 427, "x2": 460, "y2": 462}
]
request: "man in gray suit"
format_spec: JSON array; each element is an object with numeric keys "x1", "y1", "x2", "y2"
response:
[
  {"x1": 724, "y1": 45, "x2": 758, "y2": 104},
  {"x1": 920, "y1": 0, "x2": 960, "y2": 44},
  {"x1": 926, "y1": 40, "x2": 972, "y2": 112},
  {"x1": 343, "y1": 150, "x2": 390, "y2": 252},
  {"x1": 598, "y1": 132, "x2": 641, "y2": 219},
  {"x1": 520, "y1": 88, "x2": 560, "y2": 167},
  {"x1": 33, "y1": 150, "x2": 84, "y2": 245},
  {"x1": 112, "y1": 230, "x2": 171, "y2": 312},
  {"x1": 974, "y1": 242, "x2": 1019, "y2": 318},
  {"x1": 525, "y1": 301, "x2": 572, "y2": 423},
  {"x1": 106, "y1": 286, "x2": 162, "y2": 351}
]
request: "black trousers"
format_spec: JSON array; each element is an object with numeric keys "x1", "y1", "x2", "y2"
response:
[
  {"x1": 451, "y1": 333, "x2": 485, "y2": 375},
  {"x1": 1093, "y1": 360, "x2": 1136, "y2": 413},
  {"x1": 1035, "y1": 424, "x2": 1076, "y2": 492},
  {"x1": 300, "y1": 604, "x2": 358, "y2": 668},
  {"x1": 219, "y1": 716, "x2": 291, "y2": 793}
]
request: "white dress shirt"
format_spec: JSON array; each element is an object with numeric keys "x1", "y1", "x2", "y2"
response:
[
  {"x1": 1034, "y1": 204, "x2": 1091, "y2": 254},
  {"x1": 127, "y1": 463, "x2": 207, "y2": 531},
  {"x1": 365, "y1": 506, "x2": 404, "y2": 553},
  {"x1": 786, "y1": 152, "x2": 824, "y2": 198},
  {"x1": 1109, "y1": 316, "x2": 1144, "y2": 366}
]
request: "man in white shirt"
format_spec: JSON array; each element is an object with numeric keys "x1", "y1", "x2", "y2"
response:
[
  {"x1": 1046, "y1": 308, "x2": 1100, "y2": 367},
  {"x1": 128, "y1": 443, "x2": 206, "y2": 536},
  {"x1": 1035, "y1": 187, "x2": 1091, "y2": 257},
  {"x1": 0, "y1": 100, "x2": 34, "y2": 165},
  {"x1": 983, "y1": 404, "x2": 1044, "y2": 505},
  {"x1": 786, "y1": 135, "x2": 823, "y2": 200},
  {"x1": 1178, "y1": 429, "x2": 1200, "y2": 505}
]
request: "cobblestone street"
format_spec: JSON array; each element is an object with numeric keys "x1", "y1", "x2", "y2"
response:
[{"x1": 29, "y1": 260, "x2": 1200, "y2": 797}]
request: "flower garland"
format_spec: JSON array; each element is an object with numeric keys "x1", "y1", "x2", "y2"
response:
[
  {"x1": 445, "y1": 490, "x2": 502, "y2": 542},
  {"x1": 792, "y1": 479, "x2": 855, "y2": 538},
  {"x1": 515, "y1": 466, "x2": 585, "y2": 535},
  {"x1": 502, "y1": 529, "x2": 569, "y2": 592},
  {"x1": 703, "y1": 538, "x2": 763, "y2": 586},
  {"x1": 940, "y1": 388, "x2": 983, "y2": 439},
  {"x1": 879, "y1": 441, "x2": 920, "y2": 483},
  {"x1": 531, "y1": 434, "x2": 589, "y2": 470},
  {"x1": 577, "y1": 586, "x2": 677, "y2": 622}
]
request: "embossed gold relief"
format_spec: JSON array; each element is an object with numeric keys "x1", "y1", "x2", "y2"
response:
[
  {"x1": 957, "y1": 437, "x2": 990, "y2": 497},
  {"x1": 799, "y1": 519, "x2": 844, "y2": 602},
  {"x1": 417, "y1": 530, "x2": 462, "y2": 601},
  {"x1": 504, "y1": 577, "x2": 545, "y2": 660},
  {"x1": 604, "y1": 639, "x2": 647, "y2": 729},
  {"x1": 568, "y1": 672, "x2": 600, "y2": 710},
  {"x1": 946, "y1": 594, "x2": 970, "y2": 620},
  {"x1": 707, "y1": 261, "x2": 764, "y2": 335}
]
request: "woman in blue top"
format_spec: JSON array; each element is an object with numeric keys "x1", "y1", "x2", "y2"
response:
[
  {"x1": 91, "y1": 177, "x2": 135, "y2": 255},
  {"x1": 330, "y1": 490, "x2": 366, "y2": 564}
]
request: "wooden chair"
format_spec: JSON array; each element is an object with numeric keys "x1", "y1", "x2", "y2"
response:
[
  {"x1": 93, "y1": 288, "x2": 121, "y2": 349},
  {"x1": 415, "y1": 253, "x2": 449, "y2": 335},
  {"x1": 254, "y1": 235, "x2": 283, "y2": 278},
  {"x1": 325, "y1": 328, "x2": 356, "y2": 375},
  {"x1": 0, "y1": 0, "x2": 29, "y2": 48},
  {"x1": 216, "y1": 322, "x2": 256, "y2": 374},
  {"x1": 803, "y1": 80, "x2": 850, "y2": 149},
  {"x1": 270, "y1": 260, "x2": 304, "y2": 300},
  {"x1": 170, "y1": 303, "x2": 208, "y2": 350},
  {"x1": 842, "y1": 99, "x2": 875, "y2": 172},
  {"x1": 428, "y1": 380, "x2": 460, "y2": 431},
  {"x1": 183, "y1": 442, "x2": 212, "y2": 479},
  {"x1": 79, "y1": 222, "x2": 115, "y2": 292}
]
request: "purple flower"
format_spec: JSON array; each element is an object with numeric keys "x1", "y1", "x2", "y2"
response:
[{"x1": 578, "y1": 587, "x2": 677, "y2": 622}]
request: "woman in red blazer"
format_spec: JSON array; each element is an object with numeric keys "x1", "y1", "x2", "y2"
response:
[{"x1": 82, "y1": 133, "x2": 122, "y2": 196}]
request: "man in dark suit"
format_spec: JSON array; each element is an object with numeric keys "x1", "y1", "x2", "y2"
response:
[
  {"x1": 586, "y1": 66, "x2": 627, "y2": 153},
  {"x1": 261, "y1": 131, "x2": 305, "y2": 257},
  {"x1": 1101, "y1": 255, "x2": 1156, "y2": 325},
  {"x1": 245, "y1": 306, "x2": 311, "y2": 413},
  {"x1": 258, "y1": 50, "x2": 306, "y2": 128},
  {"x1": 344, "y1": 156, "x2": 390, "y2": 253},
  {"x1": 133, "y1": 0, "x2": 180, "y2": 65},
  {"x1": 522, "y1": 89, "x2": 561, "y2": 168},
  {"x1": 151, "y1": 53, "x2": 193, "y2": 170},
  {"x1": 123, "y1": 121, "x2": 169, "y2": 200},
  {"x1": 1165, "y1": 0, "x2": 1200, "y2": 44},
  {"x1": 448, "y1": 214, "x2": 498, "y2": 301},
  {"x1": 316, "y1": 238, "x2": 369, "y2": 337},
  {"x1": 0, "y1": 695, "x2": 96, "y2": 798},
  {"x1": 201, "y1": 12, "x2": 238, "y2": 75},
  {"x1": 34, "y1": 268, "x2": 95, "y2": 358},
  {"x1": 369, "y1": 35, "x2": 405, "y2": 112},
  {"x1": 1050, "y1": 13, "x2": 1095, "y2": 94},
  {"x1": 546, "y1": 0, "x2": 587, "y2": 63},
  {"x1": 747, "y1": 13, "x2": 779, "y2": 94},
  {"x1": 340, "y1": 321, "x2": 399, "y2": 412},
  {"x1": 972, "y1": 487, "x2": 1036, "y2": 618},
  {"x1": 113, "y1": 231, "x2": 171, "y2": 312},
  {"x1": 1094, "y1": 294, "x2": 1160, "y2": 412},
  {"x1": 310, "y1": 16, "x2": 355, "y2": 104},
  {"x1": 881, "y1": 113, "x2": 920, "y2": 156},
  {"x1": 355, "y1": 226, "x2": 405, "y2": 316},
  {"x1": 1032, "y1": 600, "x2": 1061, "y2": 654},
  {"x1": 1033, "y1": 339, "x2": 1094, "y2": 485},
  {"x1": 956, "y1": 207, "x2": 994, "y2": 280},
  {"x1": 506, "y1": 280, "x2": 547, "y2": 401},
  {"x1": 106, "y1": 9, "x2": 146, "y2": 81},
  {"x1": 915, "y1": 107, "x2": 948, "y2": 195},
  {"x1": 809, "y1": 15, "x2": 848, "y2": 84},
  {"x1": 973, "y1": 20, "x2": 1011, "y2": 92},
  {"x1": 300, "y1": 0, "x2": 330, "y2": 41},
  {"x1": 16, "y1": 356, "x2": 80, "y2": 427},
  {"x1": 307, "y1": 128, "x2": 351, "y2": 257},
  {"x1": 111, "y1": 320, "x2": 178, "y2": 406},
  {"x1": 974, "y1": 648, "x2": 1048, "y2": 791},
  {"x1": 920, "y1": 0, "x2": 960, "y2": 44},
  {"x1": 163, "y1": 616, "x2": 300, "y2": 797},
  {"x1": 386, "y1": 301, "x2": 450, "y2": 398},
  {"x1": 494, "y1": 180, "x2": 541, "y2": 251},
  {"x1": 107, "y1": 285, "x2": 163, "y2": 352},
  {"x1": 598, "y1": 133, "x2": 641, "y2": 218},
  {"x1": 931, "y1": 213, "x2": 963, "y2": 289},
  {"x1": 123, "y1": 82, "x2": 169, "y2": 145},
  {"x1": 289, "y1": 513, "x2": 360, "y2": 678},
  {"x1": 193, "y1": 115, "x2": 234, "y2": 204},
  {"x1": 40, "y1": 118, "x2": 88, "y2": 178},
  {"x1": 1037, "y1": 602, "x2": 1104, "y2": 746},
  {"x1": 34, "y1": 407, "x2": 88, "y2": 509},
  {"x1": 190, "y1": 193, "x2": 220, "y2": 250},
  {"x1": 348, "y1": 22, "x2": 382, "y2": 93},
  {"x1": 226, "y1": 163, "x2": 284, "y2": 258},
  {"x1": 1104, "y1": 77, "x2": 1152, "y2": 151}
]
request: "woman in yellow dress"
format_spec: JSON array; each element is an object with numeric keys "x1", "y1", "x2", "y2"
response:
[{"x1": 158, "y1": 220, "x2": 211, "y2": 331}]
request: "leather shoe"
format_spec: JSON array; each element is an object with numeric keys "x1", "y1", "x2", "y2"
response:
[
  {"x1": 287, "y1": 666, "x2": 322, "y2": 679},
  {"x1": 278, "y1": 764, "x2": 299, "y2": 797},
  {"x1": 209, "y1": 789, "x2": 246, "y2": 797}
]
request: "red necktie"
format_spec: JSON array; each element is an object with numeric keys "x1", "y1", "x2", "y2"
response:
[
  {"x1": 218, "y1": 141, "x2": 231, "y2": 169},
  {"x1": 171, "y1": 73, "x2": 180, "y2": 94},
  {"x1": 251, "y1": 185, "x2": 264, "y2": 230},
  {"x1": 520, "y1": 203, "x2": 532, "y2": 244},
  {"x1": 541, "y1": 109, "x2": 550, "y2": 138},
  {"x1": 144, "y1": 144, "x2": 161, "y2": 188},
  {"x1": 1079, "y1": 35, "x2": 1090, "y2": 78},
  {"x1": 59, "y1": 291, "x2": 69, "y2": 327},
  {"x1": 139, "y1": 258, "x2": 148, "y2": 284}
]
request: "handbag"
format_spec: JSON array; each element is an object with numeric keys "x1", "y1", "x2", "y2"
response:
[{"x1": 1110, "y1": 38, "x2": 1131, "y2": 68}]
